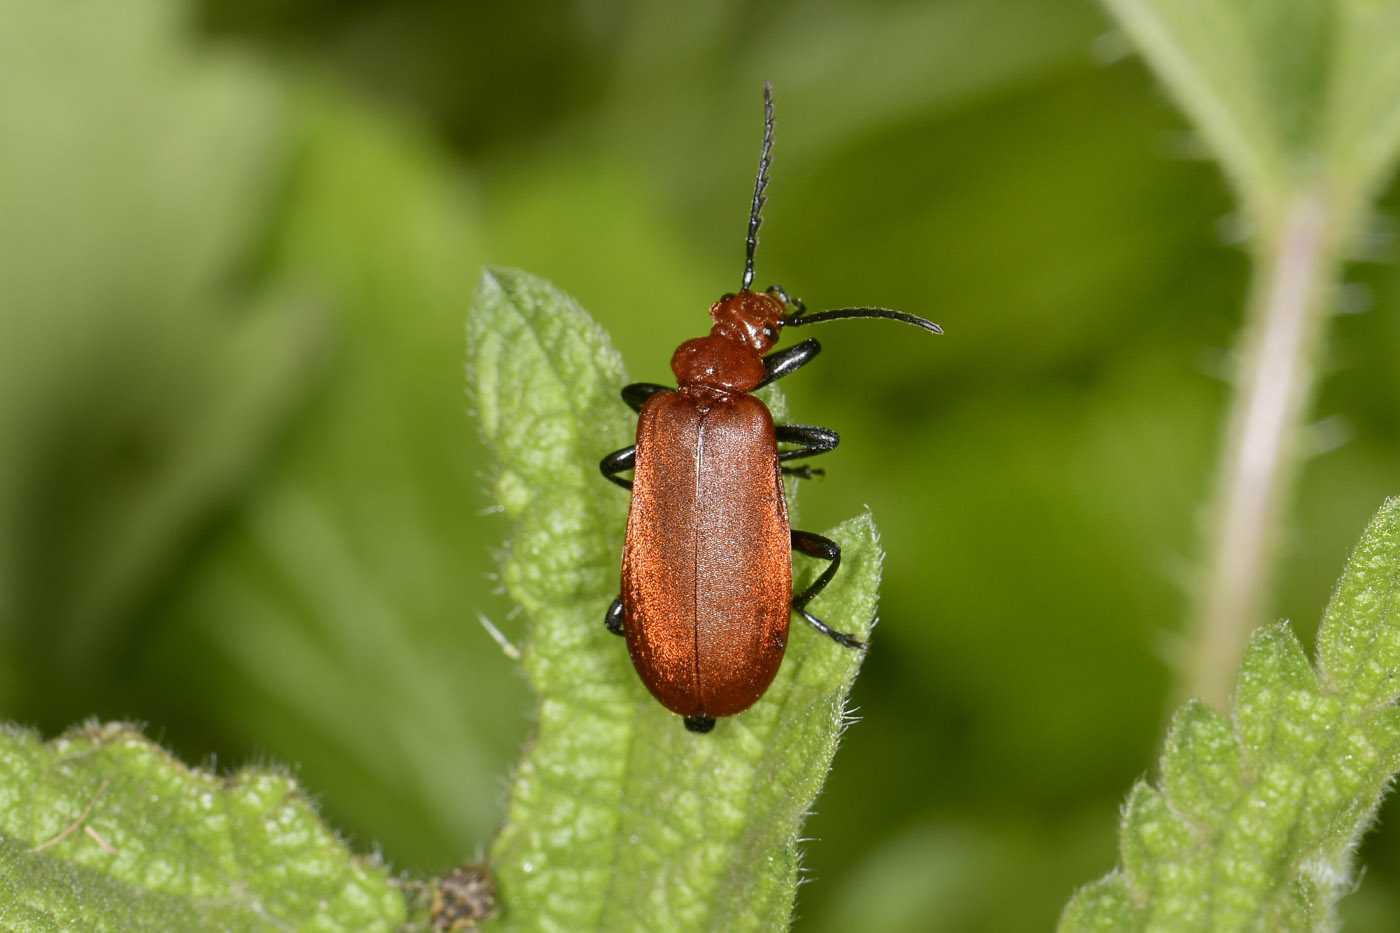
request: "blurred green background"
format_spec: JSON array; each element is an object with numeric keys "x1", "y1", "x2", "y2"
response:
[{"x1": 3, "y1": 0, "x2": 1399, "y2": 929}]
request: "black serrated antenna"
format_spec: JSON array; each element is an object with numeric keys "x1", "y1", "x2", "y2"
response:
[
  {"x1": 783, "y1": 306, "x2": 944, "y2": 334},
  {"x1": 741, "y1": 82, "x2": 776, "y2": 293}
]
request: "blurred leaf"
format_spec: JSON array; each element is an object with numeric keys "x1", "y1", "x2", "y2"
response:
[
  {"x1": 1322, "y1": 3, "x2": 1400, "y2": 212},
  {"x1": 470, "y1": 268, "x2": 881, "y2": 931},
  {"x1": 0, "y1": 0, "x2": 321, "y2": 711},
  {"x1": 1061, "y1": 497, "x2": 1400, "y2": 931},
  {"x1": 599, "y1": 0, "x2": 1104, "y2": 224},
  {"x1": 143, "y1": 82, "x2": 521, "y2": 868},
  {"x1": 0, "y1": 722, "x2": 406, "y2": 931},
  {"x1": 1102, "y1": 0, "x2": 1400, "y2": 234},
  {"x1": 810, "y1": 824, "x2": 1002, "y2": 933}
]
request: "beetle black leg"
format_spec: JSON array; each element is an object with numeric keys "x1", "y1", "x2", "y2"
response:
[
  {"x1": 776, "y1": 423, "x2": 839, "y2": 466},
  {"x1": 795, "y1": 605, "x2": 867, "y2": 650},
  {"x1": 621, "y1": 382, "x2": 670, "y2": 413},
  {"x1": 603, "y1": 385, "x2": 667, "y2": 488},
  {"x1": 790, "y1": 530, "x2": 867, "y2": 650},
  {"x1": 756, "y1": 338, "x2": 821, "y2": 390},
  {"x1": 684, "y1": 715, "x2": 716, "y2": 733},
  {"x1": 777, "y1": 424, "x2": 837, "y2": 480},
  {"x1": 791, "y1": 530, "x2": 841, "y2": 611},
  {"x1": 600, "y1": 446, "x2": 635, "y2": 490},
  {"x1": 604, "y1": 596, "x2": 624, "y2": 636}
]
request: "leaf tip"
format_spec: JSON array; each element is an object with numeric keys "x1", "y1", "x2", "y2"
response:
[{"x1": 1058, "y1": 871, "x2": 1135, "y2": 932}]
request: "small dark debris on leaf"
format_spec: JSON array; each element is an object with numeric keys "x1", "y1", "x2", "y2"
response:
[{"x1": 431, "y1": 863, "x2": 498, "y2": 930}]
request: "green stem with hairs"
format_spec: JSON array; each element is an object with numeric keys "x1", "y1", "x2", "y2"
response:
[{"x1": 1187, "y1": 187, "x2": 1339, "y2": 710}]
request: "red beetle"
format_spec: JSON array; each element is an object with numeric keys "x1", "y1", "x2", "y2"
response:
[{"x1": 600, "y1": 84, "x2": 941, "y2": 733}]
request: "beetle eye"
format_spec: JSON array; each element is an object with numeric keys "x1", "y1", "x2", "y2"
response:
[
  {"x1": 762, "y1": 324, "x2": 777, "y2": 341},
  {"x1": 719, "y1": 292, "x2": 736, "y2": 302}
]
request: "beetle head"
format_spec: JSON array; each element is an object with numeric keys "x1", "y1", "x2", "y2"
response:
[{"x1": 709, "y1": 290, "x2": 785, "y2": 354}]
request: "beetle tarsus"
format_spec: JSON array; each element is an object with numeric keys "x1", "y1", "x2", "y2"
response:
[
  {"x1": 798, "y1": 607, "x2": 869, "y2": 651},
  {"x1": 604, "y1": 596, "x2": 625, "y2": 636},
  {"x1": 684, "y1": 715, "x2": 716, "y2": 734}
]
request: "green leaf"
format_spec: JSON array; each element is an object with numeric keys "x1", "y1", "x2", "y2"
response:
[
  {"x1": 1060, "y1": 497, "x2": 1400, "y2": 932},
  {"x1": 1322, "y1": 1, "x2": 1400, "y2": 212},
  {"x1": 469, "y1": 268, "x2": 882, "y2": 932},
  {"x1": 1316, "y1": 491, "x2": 1400, "y2": 713},
  {"x1": 1160, "y1": 700, "x2": 1243, "y2": 827},
  {"x1": 1060, "y1": 874, "x2": 1135, "y2": 932},
  {"x1": 0, "y1": 722, "x2": 407, "y2": 930}
]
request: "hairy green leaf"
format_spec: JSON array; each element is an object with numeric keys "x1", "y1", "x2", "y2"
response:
[
  {"x1": 0, "y1": 723, "x2": 407, "y2": 930},
  {"x1": 1061, "y1": 497, "x2": 1400, "y2": 932},
  {"x1": 469, "y1": 268, "x2": 881, "y2": 932}
]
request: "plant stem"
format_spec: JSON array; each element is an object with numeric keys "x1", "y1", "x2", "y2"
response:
[{"x1": 1186, "y1": 187, "x2": 1337, "y2": 710}]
